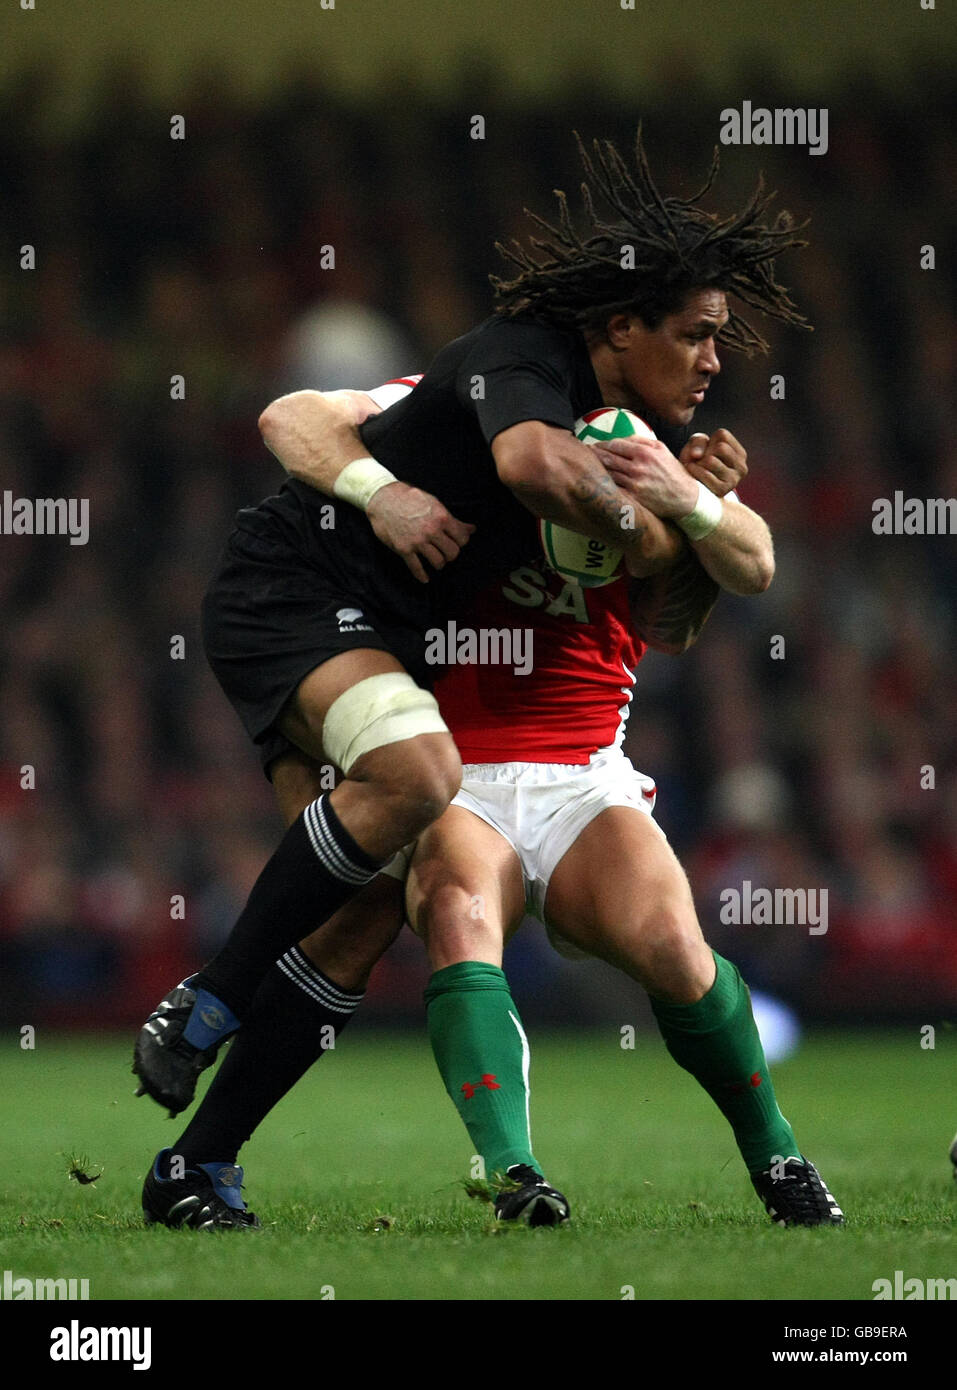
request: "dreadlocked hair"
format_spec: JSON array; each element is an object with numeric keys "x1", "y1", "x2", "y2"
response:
[{"x1": 490, "y1": 128, "x2": 810, "y2": 355}]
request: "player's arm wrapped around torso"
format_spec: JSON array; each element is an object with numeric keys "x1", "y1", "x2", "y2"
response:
[{"x1": 627, "y1": 536, "x2": 721, "y2": 654}]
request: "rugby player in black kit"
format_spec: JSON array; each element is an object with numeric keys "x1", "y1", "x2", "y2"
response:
[{"x1": 133, "y1": 132, "x2": 808, "y2": 1120}]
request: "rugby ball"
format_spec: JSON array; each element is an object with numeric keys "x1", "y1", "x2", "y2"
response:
[{"x1": 538, "y1": 407, "x2": 656, "y2": 587}]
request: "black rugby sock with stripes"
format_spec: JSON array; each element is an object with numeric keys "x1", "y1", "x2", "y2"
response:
[
  {"x1": 173, "y1": 946, "x2": 363, "y2": 1167},
  {"x1": 193, "y1": 794, "x2": 383, "y2": 1020}
]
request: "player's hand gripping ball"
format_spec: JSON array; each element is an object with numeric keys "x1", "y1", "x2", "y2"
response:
[{"x1": 539, "y1": 407, "x2": 656, "y2": 587}]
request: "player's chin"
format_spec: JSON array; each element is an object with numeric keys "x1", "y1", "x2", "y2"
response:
[{"x1": 667, "y1": 402, "x2": 698, "y2": 427}]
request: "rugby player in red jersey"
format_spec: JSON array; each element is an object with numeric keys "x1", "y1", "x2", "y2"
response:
[
  {"x1": 137, "y1": 132, "x2": 840, "y2": 1230},
  {"x1": 135, "y1": 133, "x2": 734, "y2": 1119},
  {"x1": 141, "y1": 371, "x2": 842, "y2": 1232}
]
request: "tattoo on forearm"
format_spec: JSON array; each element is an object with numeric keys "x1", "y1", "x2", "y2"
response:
[{"x1": 570, "y1": 469, "x2": 646, "y2": 544}]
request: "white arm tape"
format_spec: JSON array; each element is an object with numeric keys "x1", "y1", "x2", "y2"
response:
[
  {"x1": 676, "y1": 481, "x2": 724, "y2": 541},
  {"x1": 333, "y1": 457, "x2": 398, "y2": 512}
]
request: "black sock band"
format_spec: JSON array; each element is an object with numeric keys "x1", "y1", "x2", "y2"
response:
[
  {"x1": 276, "y1": 946, "x2": 367, "y2": 1015},
  {"x1": 301, "y1": 796, "x2": 384, "y2": 881},
  {"x1": 195, "y1": 794, "x2": 382, "y2": 1018}
]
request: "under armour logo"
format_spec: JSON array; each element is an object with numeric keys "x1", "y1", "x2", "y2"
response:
[
  {"x1": 461, "y1": 1073, "x2": 501, "y2": 1100},
  {"x1": 724, "y1": 1071, "x2": 762, "y2": 1095}
]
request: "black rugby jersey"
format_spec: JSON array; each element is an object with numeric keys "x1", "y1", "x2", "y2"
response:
[{"x1": 234, "y1": 315, "x2": 603, "y2": 625}]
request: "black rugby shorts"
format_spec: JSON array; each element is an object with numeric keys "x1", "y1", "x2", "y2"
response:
[{"x1": 202, "y1": 523, "x2": 432, "y2": 777}]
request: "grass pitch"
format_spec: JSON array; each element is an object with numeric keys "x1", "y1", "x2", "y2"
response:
[{"x1": 0, "y1": 1029, "x2": 952, "y2": 1301}]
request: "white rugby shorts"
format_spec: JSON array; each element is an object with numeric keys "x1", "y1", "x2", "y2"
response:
[{"x1": 381, "y1": 746, "x2": 666, "y2": 955}]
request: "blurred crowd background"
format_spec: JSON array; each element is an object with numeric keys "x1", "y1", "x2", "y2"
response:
[{"x1": 0, "y1": 46, "x2": 954, "y2": 1031}]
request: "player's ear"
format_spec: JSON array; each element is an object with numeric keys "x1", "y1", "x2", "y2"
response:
[{"x1": 605, "y1": 313, "x2": 636, "y2": 350}]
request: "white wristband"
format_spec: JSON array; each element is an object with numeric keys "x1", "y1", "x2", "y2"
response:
[
  {"x1": 676, "y1": 481, "x2": 723, "y2": 541},
  {"x1": 332, "y1": 457, "x2": 398, "y2": 511}
]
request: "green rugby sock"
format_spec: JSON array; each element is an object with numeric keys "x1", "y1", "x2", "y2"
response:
[
  {"x1": 651, "y1": 951, "x2": 799, "y2": 1174},
  {"x1": 425, "y1": 962, "x2": 538, "y2": 1177}
]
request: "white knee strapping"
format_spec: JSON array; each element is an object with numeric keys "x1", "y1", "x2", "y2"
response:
[{"x1": 322, "y1": 672, "x2": 449, "y2": 776}]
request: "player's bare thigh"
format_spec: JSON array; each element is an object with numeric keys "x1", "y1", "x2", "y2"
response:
[
  {"x1": 277, "y1": 648, "x2": 462, "y2": 859},
  {"x1": 544, "y1": 806, "x2": 716, "y2": 1003},
  {"x1": 272, "y1": 748, "x2": 404, "y2": 990},
  {"x1": 406, "y1": 806, "x2": 526, "y2": 969}
]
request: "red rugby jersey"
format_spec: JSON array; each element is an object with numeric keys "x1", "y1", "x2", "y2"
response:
[
  {"x1": 365, "y1": 378, "x2": 645, "y2": 764},
  {"x1": 433, "y1": 565, "x2": 644, "y2": 764}
]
